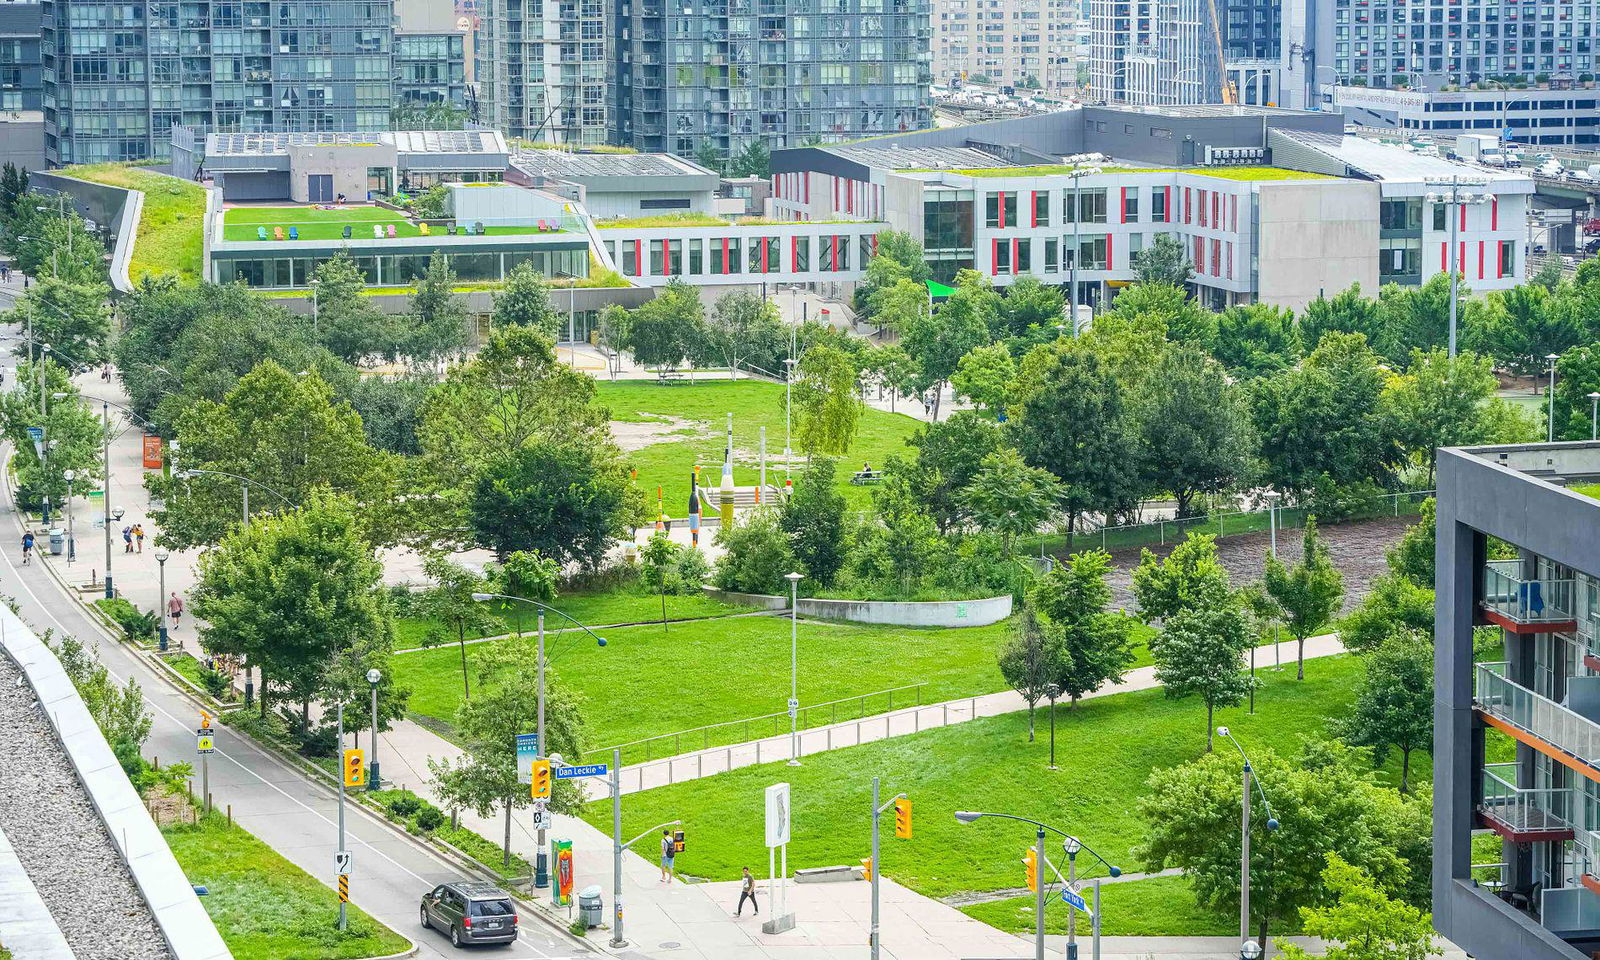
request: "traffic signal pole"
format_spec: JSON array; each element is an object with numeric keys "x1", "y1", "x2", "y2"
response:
[
  {"x1": 337, "y1": 699, "x2": 347, "y2": 931},
  {"x1": 1034, "y1": 827, "x2": 1047, "y2": 960},
  {"x1": 868, "y1": 778, "x2": 907, "y2": 960}
]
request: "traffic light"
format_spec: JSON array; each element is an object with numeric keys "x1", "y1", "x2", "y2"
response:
[
  {"x1": 893, "y1": 797, "x2": 912, "y2": 840},
  {"x1": 673, "y1": 830, "x2": 686, "y2": 854},
  {"x1": 343, "y1": 748, "x2": 365, "y2": 788},
  {"x1": 1023, "y1": 848, "x2": 1038, "y2": 893},
  {"x1": 860, "y1": 857, "x2": 873, "y2": 882},
  {"x1": 531, "y1": 759, "x2": 551, "y2": 800}
]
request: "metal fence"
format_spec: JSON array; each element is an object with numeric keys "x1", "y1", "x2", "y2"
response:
[{"x1": 588, "y1": 682, "x2": 928, "y2": 768}]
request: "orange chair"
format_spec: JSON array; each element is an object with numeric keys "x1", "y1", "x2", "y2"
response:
[{"x1": 273, "y1": 226, "x2": 285, "y2": 240}]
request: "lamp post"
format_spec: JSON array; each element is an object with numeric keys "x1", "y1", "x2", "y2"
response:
[
  {"x1": 1424, "y1": 177, "x2": 1489, "y2": 357},
  {"x1": 783, "y1": 356, "x2": 797, "y2": 483},
  {"x1": 1064, "y1": 154, "x2": 1105, "y2": 328},
  {"x1": 954, "y1": 811, "x2": 1121, "y2": 960},
  {"x1": 471, "y1": 591, "x2": 608, "y2": 888},
  {"x1": 1045, "y1": 683, "x2": 1060, "y2": 770},
  {"x1": 155, "y1": 550, "x2": 170, "y2": 651},
  {"x1": 366, "y1": 668, "x2": 382, "y2": 791},
  {"x1": 785, "y1": 571, "x2": 803, "y2": 765},
  {"x1": 1241, "y1": 939, "x2": 1263, "y2": 960},
  {"x1": 1217, "y1": 726, "x2": 1280, "y2": 955},
  {"x1": 1588, "y1": 391, "x2": 1600, "y2": 441},
  {"x1": 309, "y1": 279, "x2": 320, "y2": 336},
  {"x1": 62, "y1": 468, "x2": 76, "y2": 563},
  {"x1": 176, "y1": 467, "x2": 296, "y2": 524},
  {"x1": 1262, "y1": 489, "x2": 1281, "y2": 674},
  {"x1": 1548, "y1": 353, "x2": 1562, "y2": 442}
]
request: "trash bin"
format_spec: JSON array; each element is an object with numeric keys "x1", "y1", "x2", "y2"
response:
[
  {"x1": 47, "y1": 528, "x2": 64, "y2": 556},
  {"x1": 577, "y1": 885, "x2": 604, "y2": 928}
]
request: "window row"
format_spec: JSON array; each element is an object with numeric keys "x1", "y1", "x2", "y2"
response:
[
  {"x1": 981, "y1": 186, "x2": 1172, "y2": 228},
  {"x1": 609, "y1": 234, "x2": 876, "y2": 276}
]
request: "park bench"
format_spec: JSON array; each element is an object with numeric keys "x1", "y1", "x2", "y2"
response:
[{"x1": 849, "y1": 469, "x2": 883, "y2": 485}]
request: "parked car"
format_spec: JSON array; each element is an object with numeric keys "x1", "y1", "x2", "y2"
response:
[{"x1": 420, "y1": 880, "x2": 519, "y2": 948}]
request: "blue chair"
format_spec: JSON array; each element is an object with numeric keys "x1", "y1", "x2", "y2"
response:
[
  {"x1": 288, "y1": 226, "x2": 299, "y2": 240},
  {"x1": 256, "y1": 226, "x2": 267, "y2": 240},
  {"x1": 342, "y1": 225, "x2": 352, "y2": 239}
]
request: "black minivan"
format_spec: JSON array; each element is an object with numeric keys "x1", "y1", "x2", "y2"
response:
[{"x1": 420, "y1": 880, "x2": 519, "y2": 948}]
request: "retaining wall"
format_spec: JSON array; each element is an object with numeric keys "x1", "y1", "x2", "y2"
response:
[
  {"x1": 32, "y1": 171, "x2": 140, "y2": 293},
  {"x1": 701, "y1": 586, "x2": 1012, "y2": 627}
]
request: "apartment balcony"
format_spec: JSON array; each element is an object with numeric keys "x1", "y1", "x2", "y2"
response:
[
  {"x1": 1476, "y1": 662, "x2": 1600, "y2": 776},
  {"x1": 1481, "y1": 559, "x2": 1577, "y2": 633},
  {"x1": 1477, "y1": 763, "x2": 1575, "y2": 843}
]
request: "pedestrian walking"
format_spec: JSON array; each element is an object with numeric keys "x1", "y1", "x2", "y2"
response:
[
  {"x1": 659, "y1": 830, "x2": 676, "y2": 883},
  {"x1": 20, "y1": 532, "x2": 33, "y2": 565},
  {"x1": 134, "y1": 523, "x2": 145, "y2": 553},
  {"x1": 167, "y1": 592, "x2": 183, "y2": 630},
  {"x1": 735, "y1": 867, "x2": 758, "y2": 916},
  {"x1": 122, "y1": 525, "x2": 133, "y2": 553}
]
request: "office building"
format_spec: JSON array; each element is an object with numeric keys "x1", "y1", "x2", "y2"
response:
[
  {"x1": 932, "y1": 0, "x2": 1079, "y2": 97},
  {"x1": 1332, "y1": 85, "x2": 1600, "y2": 148},
  {"x1": 1, "y1": 2, "x2": 42, "y2": 111},
  {"x1": 393, "y1": 0, "x2": 469, "y2": 115},
  {"x1": 1434, "y1": 443, "x2": 1600, "y2": 960},
  {"x1": 40, "y1": 0, "x2": 395, "y2": 164}
]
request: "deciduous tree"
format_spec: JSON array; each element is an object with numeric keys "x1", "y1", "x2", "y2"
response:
[
  {"x1": 1130, "y1": 233, "x2": 1192, "y2": 286},
  {"x1": 1131, "y1": 533, "x2": 1233, "y2": 624},
  {"x1": 1342, "y1": 634, "x2": 1433, "y2": 792},
  {"x1": 1262, "y1": 518, "x2": 1345, "y2": 679},
  {"x1": 311, "y1": 251, "x2": 395, "y2": 362},
  {"x1": 897, "y1": 412, "x2": 1005, "y2": 535},
  {"x1": 779, "y1": 458, "x2": 848, "y2": 586},
  {"x1": 467, "y1": 439, "x2": 638, "y2": 568},
  {"x1": 1277, "y1": 854, "x2": 1441, "y2": 960},
  {"x1": 950, "y1": 344, "x2": 1016, "y2": 417},
  {"x1": 902, "y1": 270, "x2": 995, "y2": 419},
  {"x1": 997, "y1": 601, "x2": 1058, "y2": 741},
  {"x1": 1133, "y1": 345, "x2": 1256, "y2": 517},
  {"x1": 960, "y1": 448, "x2": 1062, "y2": 557},
  {"x1": 1151, "y1": 604, "x2": 1255, "y2": 750},
  {"x1": 404, "y1": 252, "x2": 471, "y2": 363},
  {"x1": 491, "y1": 260, "x2": 559, "y2": 337},
  {"x1": 792, "y1": 343, "x2": 863, "y2": 458},
  {"x1": 1214, "y1": 303, "x2": 1301, "y2": 379},
  {"x1": 1033, "y1": 549, "x2": 1135, "y2": 707}
]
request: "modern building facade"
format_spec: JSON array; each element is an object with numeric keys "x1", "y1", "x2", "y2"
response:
[
  {"x1": 394, "y1": 31, "x2": 467, "y2": 112},
  {"x1": 181, "y1": 128, "x2": 509, "y2": 199},
  {"x1": 1333, "y1": 84, "x2": 1600, "y2": 148},
  {"x1": 0, "y1": 2, "x2": 42, "y2": 112},
  {"x1": 932, "y1": 0, "x2": 1080, "y2": 96},
  {"x1": 1434, "y1": 442, "x2": 1600, "y2": 960},
  {"x1": 474, "y1": 0, "x2": 608, "y2": 146},
  {"x1": 40, "y1": 0, "x2": 395, "y2": 164}
]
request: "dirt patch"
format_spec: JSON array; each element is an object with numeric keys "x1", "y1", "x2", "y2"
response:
[
  {"x1": 1099, "y1": 515, "x2": 1414, "y2": 616},
  {"x1": 611, "y1": 415, "x2": 702, "y2": 451}
]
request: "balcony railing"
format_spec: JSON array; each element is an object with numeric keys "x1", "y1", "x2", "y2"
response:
[
  {"x1": 1476, "y1": 662, "x2": 1600, "y2": 774},
  {"x1": 1482, "y1": 559, "x2": 1576, "y2": 630},
  {"x1": 1478, "y1": 763, "x2": 1575, "y2": 842}
]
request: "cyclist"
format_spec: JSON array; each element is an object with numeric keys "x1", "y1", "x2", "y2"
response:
[{"x1": 21, "y1": 531, "x2": 34, "y2": 565}]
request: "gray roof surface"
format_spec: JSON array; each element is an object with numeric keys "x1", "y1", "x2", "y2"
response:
[
  {"x1": 206, "y1": 129, "x2": 507, "y2": 157},
  {"x1": 828, "y1": 144, "x2": 1013, "y2": 170},
  {"x1": 1278, "y1": 130, "x2": 1531, "y2": 183},
  {"x1": 513, "y1": 150, "x2": 712, "y2": 178}
]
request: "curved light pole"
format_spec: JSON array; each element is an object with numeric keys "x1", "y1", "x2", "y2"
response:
[
  {"x1": 1547, "y1": 353, "x2": 1562, "y2": 442},
  {"x1": 155, "y1": 550, "x2": 170, "y2": 651},
  {"x1": 1216, "y1": 726, "x2": 1280, "y2": 953},
  {"x1": 955, "y1": 810, "x2": 1121, "y2": 960},
  {"x1": 785, "y1": 571, "x2": 803, "y2": 765},
  {"x1": 471, "y1": 591, "x2": 608, "y2": 888},
  {"x1": 1588, "y1": 391, "x2": 1600, "y2": 441},
  {"x1": 176, "y1": 467, "x2": 297, "y2": 524}
]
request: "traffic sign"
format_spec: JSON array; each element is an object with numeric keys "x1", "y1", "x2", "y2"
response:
[
  {"x1": 1060, "y1": 884, "x2": 1093, "y2": 916},
  {"x1": 338, "y1": 874, "x2": 349, "y2": 903},
  {"x1": 516, "y1": 733, "x2": 540, "y2": 784},
  {"x1": 335, "y1": 850, "x2": 352, "y2": 876},
  {"x1": 196, "y1": 732, "x2": 215, "y2": 755},
  {"x1": 530, "y1": 803, "x2": 552, "y2": 832},
  {"x1": 554, "y1": 763, "x2": 608, "y2": 779}
]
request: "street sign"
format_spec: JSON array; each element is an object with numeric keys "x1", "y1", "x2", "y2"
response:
[
  {"x1": 786, "y1": 697, "x2": 798, "y2": 719},
  {"x1": 26, "y1": 426, "x2": 43, "y2": 461},
  {"x1": 338, "y1": 874, "x2": 349, "y2": 904},
  {"x1": 516, "y1": 732, "x2": 540, "y2": 784},
  {"x1": 196, "y1": 732, "x2": 215, "y2": 754},
  {"x1": 764, "y1": 782, "x2": 791, "y2": 847},
  {"x1": 530, "y1": 803, "x2": 552, "y2": 832},
  {"x1": 554, "y1": 763, "x2": 607, "y2": 780},
  {"x1": 335, "y1": 850, "x2": 352, "y2": 876},
  {"x1": 1060, "y1": 884, "x2": 1093, "y2": 916}
]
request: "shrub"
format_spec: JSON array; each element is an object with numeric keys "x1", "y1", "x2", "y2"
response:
[
  {"x1": 676, "y1": 546, "x2": 711, "y2": 590},
  {"x1": 387, "y1": 791, "x2": 422, "y2": 817},
  {"x1": 96, "y1": 597, "x2": 156, "y2": 642},
  {"x1": 297, "y1": 723, "x2": 339, "y2": 758},
  {"x1": 198, "y1": 667, "x2": 230, "y2": 700},
  {"x1": 414, "y1": 805, "x2": 444, "y2": 832},
  {"x1": 713, "y1": 508, "x2": 797, "y2": 595}
]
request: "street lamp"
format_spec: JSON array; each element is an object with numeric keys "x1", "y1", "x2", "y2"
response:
[
  {"x1": 1217, "y1": 727, "x2": 1280, "y2": 955},
  {"x1": 1424, "y1": 178, "x2": 1490, "y2": 357},
  {"x1": 785, "y1": 571, "x2": 804, "y2": 765},
  {"x1": 55, "y1": 390, "x2": 158, "y2": 599},
  {"x1": 954, "y1": 810, "x2": 1120, "y2": 960},
  {"x1": 1547, "y1": 353, "x2": 1562, "y2": 442},
  {"x1": 1064, "y1": 154, "x2": 1106, "y2": 327},
  {"x1": 1262, "y1": 490, "x2": 1282, "y2": 674},
  {"x1": 1588, "y1": 391, "x2": 1600, "y2": 441},
  {"x1": 1241, "y1": 940, "x2": 1263, "y2": 960},
  {"x1": 471, "y1": 591, "x2": 608, "y2": 888},
  {"x1": 155, "y1": 550, "x2": 170, "y2": 651},
  {"x1": 366, "y1": 667, "x2": 382, "y2": 791},
  {"x1": 175, "y1": 467, "x2": 297, "y2": 524},
  {"x1": 62, "y1": 468, "x2": 76, "y2": 563},
  {"x1": 1044, "y1": 682, "x2": 1061, "y2": 770}
]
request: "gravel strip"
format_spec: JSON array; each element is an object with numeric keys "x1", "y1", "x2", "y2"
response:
[{"x1": 0, "y1": 651, "x2": 174, "y2": 960}]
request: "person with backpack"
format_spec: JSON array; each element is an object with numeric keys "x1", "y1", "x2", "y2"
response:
[
  {"x1": 20, "y1": 532, "x2": 33, "y2": 564},
  {"x1": 659, "y1": 829, "x2": 676, "y2": 883},
  {"x1": 734, "y1": 867, "x2": 758, "y2": 916},
  {"x1": 122, "y1": 525, "x2": 133, "y2": 553}
]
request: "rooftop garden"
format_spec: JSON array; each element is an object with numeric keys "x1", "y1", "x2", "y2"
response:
[
  {"x1": 221, "y1": 205, "x2": 564, "y2": 241},
  {"x1": 909, "y1": 164, "x2": 1337, "y2": 181},
  {"x1": 595, "y1": 212, "x2": 731, "y2": 229},
  {"x1": 59, "y1": 163, "x2": 207, "y2": 284}
]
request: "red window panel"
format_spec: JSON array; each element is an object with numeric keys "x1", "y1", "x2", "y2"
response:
[
  {"x1": 1459, "y1": 204, "x2": 1466, "y2": 232},
  {"x1": 1440, "y1": 243, "x2": 1447, "y2": 272},
  {"x1": 1230, "y1": 195, "x2": 1238, "y2": 232},
  {"x1": 1497, "y1": 240, "x2": 1506, "y2": 279},
  {"x1": 1460, "y1": 242, "x2": 1467, "y2": 277},
  {"x1": 1199, "y1": 190, "x2": 1207, "y2": 227},
  {"x1": 792, "y1": 236, "x2": 799, "y2": 272},
  {"x1": 1213, "y1": 192, "x2": 1220, "y2": 229},
  {"x1": 1185, "y1": 188, "x2": 1192, "y2": 224},
  {"x1": 831, "y1": 236, "x2": 839, "y2": 271},
  {"x1": 1031, "y1": 191, "x2": 1038, "y2": 227},
  {"x1": 1119, "y1": 187, "x2": 1127, "y2": 224},
  {"x1": 871, "y1": 235, "x2": 878, "y2": 256},
  {"x1": 991, "y1": 238, "x2": 1000, "y2": 275},
  {"x1": 1013, "y1": 239, "x2": 1022, "y2": 273},
  {"x1": 1478, "y1": 240, "x2": 1484, "y2": 280},
  {"x1": 1163, "y1": 186, "x2": 1172, "y2": 222},
  {"x1": 1491, "y1": 197, "x2": 1498, "y2": 230},
  {"x1": 1195, "y1": 236, "x2": 1205, "y2": 273},
  {"x1": 1211, "y1": 239, "x2": 1221, "y2": 276},
  {"x1": 761, "y1": 238, "x2": 769, "y2": 273},
  {"x1": 804, "y1": 173, "x2": 809, "y2": 203},
  {"x1": 1227, "y1": 242, "x2": 1233, "y2": 280},
  {"x1": 1106, "y1": 233, "x2": 1113, "y2": 269},
  {"x1": 722, "y1": 237, "x2": 730, "y2": 273},
  {"x1": 998, "y1": 191, "x2": 1007, "y2": 228}
]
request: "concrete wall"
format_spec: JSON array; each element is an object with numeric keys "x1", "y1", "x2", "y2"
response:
[
  {"x1": 697, "y1": 587, "x2": 1012, "y2": 627},
  {"x1": 287, "y1": 142, "x2": 397, "y2": 203},
  {"x1": 0, "y1": 113, "x2": 45, "y2": 171},
  {"x1": 447, "y1": 182, "x2": 568, "y2": 226},
  {"x1": 31, "y1": 170, "x2": 140, "y2": 292},
  {"x1": 701, "y1": 587, "x2": 790, "y2": 611},
  {"x1": 1255, "y1": 178, "x2": 1380, "y2": 310}
]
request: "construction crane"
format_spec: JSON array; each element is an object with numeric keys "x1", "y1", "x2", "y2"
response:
[{"x1": 1204, "y1": 0, "x2": 1239, "y2": 104}]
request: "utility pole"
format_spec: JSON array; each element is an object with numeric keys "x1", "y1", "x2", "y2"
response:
[
  {"x1": 337, "y1": 700, "x2": 348, "y2": 931},
  {"x1": 1066, "y1": 837, "x2": 1080, "y2": 960},
  {"x1": 1033, "y1": 827, "x2": 1047, "y2": 960},
  {"x1": 1240, "y1": 758, "x2": 1251, "y2": 945},
  {"x1": 869, "y1": 779, "x2": 907, "y2": 960},
  {"x1": 102, "y1": 401, "x2": 114, "y2": 598},
  {"x1": 536, "y1": 609, "x2": 549, "y2": 888},
  {"x1": 610, "y1": 750, "x2": 623, "y2": 947}
]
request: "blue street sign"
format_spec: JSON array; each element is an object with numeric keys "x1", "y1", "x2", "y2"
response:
[
  {"x1": 516, "y1": 733, "x2": 540, "y2": 784},
  {"x1": 555, "y1": 763, "x2": 608, "y2": 780},
  {"x1": 1060, "y1": 885, "x2": 1092, "y2": 915},
  {"x1": 25, "y1": 426, "x2": 44, "y2": 460}
]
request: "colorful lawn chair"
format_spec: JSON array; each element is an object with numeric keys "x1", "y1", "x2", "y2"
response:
[
  {"x1": 256, "y1": 226, "x2": 268, "y2": 240},
  {"x1": 273, "y1": 226, "x2": 285, "y2": 240}
]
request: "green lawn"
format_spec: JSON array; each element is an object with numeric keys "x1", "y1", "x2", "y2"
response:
[
  {"x1": 163, "y1": 813, "x2": 411, "y2": 960},
  {"x1": 392, "y1": 587, "x2": 756, "y2": 649},
  {"x1": 960, "y1": 874, "x2": 1289, "y2": 937},
  {"x1": 595, "y1": 212, "x2": 731, "y2": 229},
  {"x1": 391, "y1": 613, "x2": 1021, "y2": 753},
  {"x1": 60, "y1": 163, "x2": 206, "y2": 284},
  {"x1": 596, "y1": 379, "x2": 922, "y2": 509},
  {"x1": 581, "y1": 655, "x2": 1380, "y2": 900},
  {"x1": 221, "y1": 205, "x2": 555, "y2": 241}
]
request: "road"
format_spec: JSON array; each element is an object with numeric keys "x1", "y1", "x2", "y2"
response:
[{"x1": 0, "y1": 307, "x2": 589, "y2": 959}]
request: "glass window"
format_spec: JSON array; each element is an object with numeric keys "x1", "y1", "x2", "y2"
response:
[
  {"x1": 1033, "y1": 191, "x2": 1050, "y2": 225},
  {"x1": 994, "y1": 240, "x2": 1011, "y2": 274},
  {"x1": 622, "y1": 241, "x2": 639, "y2": 276},
  {"x1": 1015, "y1": 238, "x2": 1031, "y2": 273},
  {"x1": 688, "y1": 238, "x2": 703, "y2": 274},
  {"x1": 794, "y1": 236, "x2": 809, "y2": 272},
  {"x1": 1432, "y1": 203, "x2": 1447, "y2": 231},
  {"x1": 1122, "y1": 189, "x2": 1139, "y2": 222},
  {"x1": 984, "y1": 192, "x2": 1017, "y2": 228},
  {"x1": 1064, "y1": 187, "x2": 1107, "y2": 224},
  {"x1": 1044, "y1": 238, "x2": 1058, "y2": 272},
  {"x1": 1128, "y1": 233, "x2": 1144, "y2": 257},
  {"x1": 1499, "y1": 239, "x2": 1513, "y2": 275},
  {"x1": 1078, "y1": 236, "x2": 1107, "y2": 270},
  {"x1": 1151, "y1": 188, "x2": 1167, "y2": 222},
  {"x1": 651, "y1": 239, "x2": 667, "y2": 275},
  {"x1": 1380, "y1": 236, "x2": 1421, "y2": 279},
  {"x1": 923, "y1": 190, "x2": 974, "y2": 251},
  {"x1": 1380, "y1": 197, "x2": 1423, "y2": 231}
]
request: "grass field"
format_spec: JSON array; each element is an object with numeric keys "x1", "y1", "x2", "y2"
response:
[
  {"x1": 221, "y1": 206, "x2": 557, "y2": 241},
  {"x1": 580, "y1": 655, "x2": 1387, "y2": 900},
  {"x1": 163, "y1": 813, "x2": 411, "y2": 960},
  {"x1": 595, "y1": 379, "x2": 922, "y2": 509},
  {"x1": 392, "y1": 587, "x2": 756, "y2": 649},
  {"x1": 959, "y1": 874, "x2": 1297, "y2": 937},
  {"x1": 391, "y1": 613, "x2": 1037, "y2": 752},
  {"x1": 60, "y1": 163, "x2": 206, "y2": 284}
]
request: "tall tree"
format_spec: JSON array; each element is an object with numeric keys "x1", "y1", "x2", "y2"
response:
[
  {"x1": 902, "y1": 269, "x2": 995, "y2": 419},
  {"x1": 1386, "y1": 498, "x2": 1435, "y2": 587},
  {"x1": 950, "y1": 343, "x2": 1016, "y2": 417},
  {"x1": 1152, "y1": 604, "x2": 1255, "y2": 750},
  {"x1": 959, "y1": 448, "x2": 1062, "y2": 557},
  {"x1": 0, "y1": 359, "x2": 108, "y2": 519},
  {"x1": 148, "y1": 362, "x2": 394, "y2": 548},
  {"x1": 1130, "y1": 233, "x2": 1192, "y2": 286},
  {"x1": 1552, "y1": 345, "x2": 1600, "y2": 441},
  {"x1": 1214, "y1": 303, "x2": 1301, "y2": 379},
  {"x1": 853, "y1": 230, "x2": 931, "y2": 322},
  {"x1": 1262, "y1": 518, "x2": 1345, "y2": 680},
  {"x1": 1463, "y1": 281, "x2": 1582, "y2": 378},
  {"x1": 1008, "y1": 345, "x2": 1138, "y2": 535},
  {"x1": 994, "y1": 273, "x2": 1066, "y2": 341},
  {"x1": 1299, "y1": 283, "x2": 1382, "y2": 348},
  {"x1": 491, "y1": 260, "x2": 559, "y2": 336},
  {"x1": 1033, "y1": 549, "x2": 1135, "y2": 707},
  {"x1": 413, "y1": 556, "x2": 505, "y2": 701},
  {"x1": 12, "y1": 276, "x2": 112, "y2": 363},
  {"x1": 404, "y1": 252, "x2": 471, "y2": 364},
  {"x1": 792, "y1": 343, "x2": 863, "y2": 458},
  {"x1": 467, "y1": 440, "x2": 638, "y2": 568},
  {"x1": 1340, "y1": 573, "x2": 1435, "y2": 656},
  {"x1": 193, "y1": 496, "x2": 394, "y2": 726},
  {"x1": 729, "y1": 138, "x2": 771, "y2": 177},
  {"x1": 1133, "y1": 345, "x2": 1256, "y2": 517},
  {"x1": 997, "y1": 601, "x2": 1059, "y2": 741},
  {"x1": 1131, "y1": 533, "x2": 1233, "y2": 624},
  {"x1": 705, "y1": 290, "x2": 785, "y2": 378},
  {"x1": 1342, "y1": 633, "x2": 1433, "y2": 792},
  {"x1": 779, "y1": 458, "x2": 848, "y2": 586},
  {"x1": 897, "y1": 412, "x2": 1005, "y2": 534},
  {"x1": 620, "y1": 279, "x2": 706, "y2": 374},
  {"x1": 1375, "y1": 272, "x2": 1461, "y2": 363},
  {"x1": 1277, "y1": 854, "x2": 1441, "y2": 960},
  {"x1": 1109, "y1": 281, "x2": 1216, "y2": 349},
  {"x1": 1380, "y1": 348, "x2": 1502, "y2": 482},
  {"x1": 311, "y1": 251, "x2": 394, "y2": 362}
]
